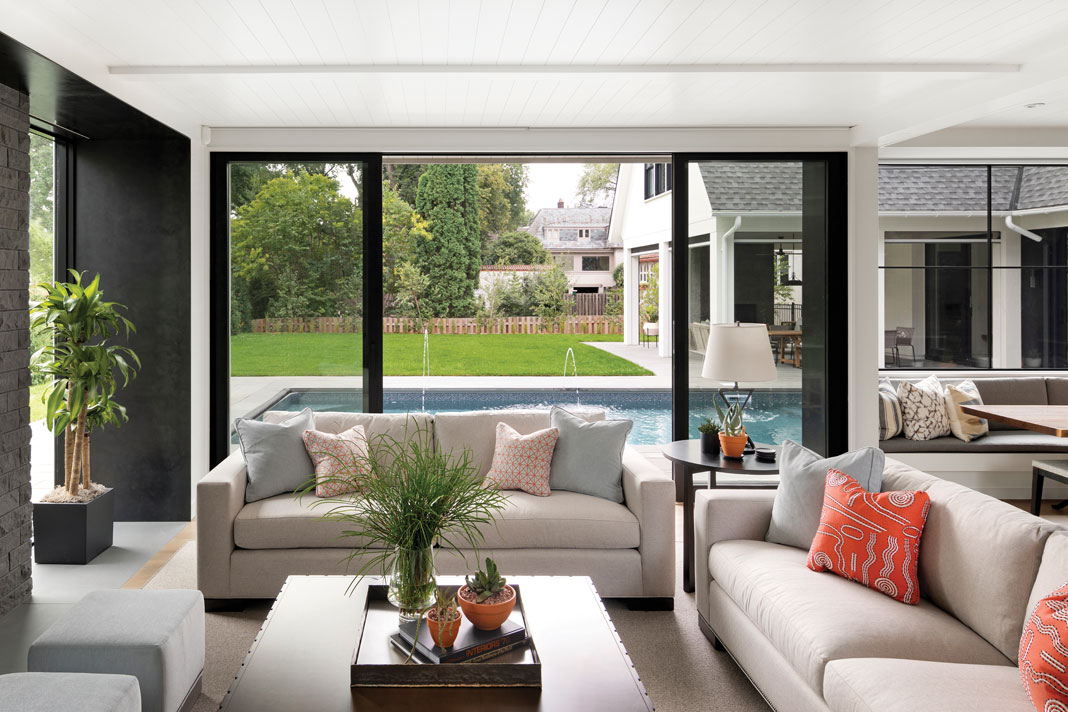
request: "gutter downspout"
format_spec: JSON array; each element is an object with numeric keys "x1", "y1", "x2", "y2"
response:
[
  {"x1": 718, "y1": 216, "x2": 742, "y2": 321},
  {"x1": 1005, "y1": 214, "x2": 1043, "y2": 243}
]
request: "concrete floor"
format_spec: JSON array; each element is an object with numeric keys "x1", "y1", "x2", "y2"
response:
[{"x1": 0, "y1": 521, "x2": 189, "y2": 674}]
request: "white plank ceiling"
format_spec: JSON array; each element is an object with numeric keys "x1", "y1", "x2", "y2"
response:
[{"x1": 6, "y1": 0, "x2": 1068, "y2": 142}]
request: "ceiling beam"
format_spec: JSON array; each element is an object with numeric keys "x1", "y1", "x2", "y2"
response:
[{"x1": 109, "y1": 62, "x2": 1021, "y2": 77}]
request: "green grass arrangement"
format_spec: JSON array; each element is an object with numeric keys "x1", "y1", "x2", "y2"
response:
[
  {"x1": 231, "y1": 333, "x2": 650, "y2": 377},
  {"x1": 299, "y1": 419, "x2": 507, "y2": 619}
]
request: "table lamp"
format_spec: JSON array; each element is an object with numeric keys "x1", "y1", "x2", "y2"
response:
[{"x1": 701, "y1": 323, "x2": 778, "y2": 448}]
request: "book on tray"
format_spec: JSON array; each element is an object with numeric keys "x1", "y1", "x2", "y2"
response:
[{"x1": 392, "y1": 614, "x2": 527, "y2": 664}]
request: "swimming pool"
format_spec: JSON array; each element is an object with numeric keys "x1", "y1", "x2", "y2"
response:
[{"x1": 261, "y1": 388, "x2": 803, "y2": 446}]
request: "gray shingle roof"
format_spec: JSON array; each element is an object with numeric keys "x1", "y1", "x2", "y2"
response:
[
  {"x1": 696, "y1": 162, "x2": 1068, "y2": 213},
  {"x1": 525, "y1": 206, "x2": 612, "y2": 249}
]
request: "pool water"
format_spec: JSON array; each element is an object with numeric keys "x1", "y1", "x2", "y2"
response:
[{"x1": 264, "y1": 389, "x2": 803, "y2": 446}]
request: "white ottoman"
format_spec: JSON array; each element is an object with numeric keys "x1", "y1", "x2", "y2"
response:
[
  {"x1": 28, "y1": 590, "x2": 204, "y2": 712},
  {"x1": 0, "y1": 672, "x2": 141, "y2": 712}
]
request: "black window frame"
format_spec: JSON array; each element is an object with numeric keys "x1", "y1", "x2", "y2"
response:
[
  {"x1": 581, "y1": 255, "x2": 610, "y2": 271},
  {"x1": 877, "y1": 163, "x2": 1068, "y2": 372},
  {"x1": 208, "y1": 152, "x2": 382, "y2": 466},
  {"x1": 672, "y1": 152, "x2": 849, "y2": 457}
]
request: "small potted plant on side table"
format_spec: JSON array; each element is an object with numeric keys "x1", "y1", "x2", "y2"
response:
[
  {"x1": 715, "y1": 401, "x2": 748, "y2": 460},
  {"x1": 698, "y1": 417, "x2": 720, "y2": 455},
  {"x1": 458, "y1": 558, "x2": 516, "y2": 631},
  {"x1": 426, "y1": 588, "x2": 463, "y2": 649}
]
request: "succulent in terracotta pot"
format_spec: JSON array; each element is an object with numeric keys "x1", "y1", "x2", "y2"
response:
[
  {"x1": 426, "y1": 588, "x2": 463, "y2": 649},
  {"x1": 458, "y1": 557, "x2": 516, "y2": 631},
  {"x1": 715, "y1": 401, "x2": 748, "y2": 459}
]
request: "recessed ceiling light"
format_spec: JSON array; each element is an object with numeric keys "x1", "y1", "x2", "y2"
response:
[{"x1": 1025, "y1": 102, "x2": 1046, "y2": 109}]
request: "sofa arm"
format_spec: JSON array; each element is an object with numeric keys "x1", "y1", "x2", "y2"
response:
[
  {"x1": 621, "y1": 446, "x2": 675, "y2": 598},
  {"x1": 694, "y1": 489, "x2": 776, "y2": 617},
  {"x1": 196, "y1": 450, "x2": 247, "y2": 599}
]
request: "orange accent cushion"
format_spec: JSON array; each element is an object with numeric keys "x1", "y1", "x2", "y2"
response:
[
  {"x1": 806, "y1": 469, "x2": 931, "y2": 604},
  {"x1": 301, "y1": 425, "x2": 369, "y2": 498},
  {"x1": 483, "y1": 423, "x2": 559, "y2": 497},
  {"x1": 1020, "y1": 581, "x2": 1068, "y2": 710}
]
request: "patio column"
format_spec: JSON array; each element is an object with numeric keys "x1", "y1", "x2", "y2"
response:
[
  {"x1": 849, "y1": 146, "x2": 880, "y2": 450},
  {"x1": 623, "y1": 248, "x2": 638, "y2": 344},
  {"x1": 658, "y1": 240, "x2": 672, "y2": 357}
]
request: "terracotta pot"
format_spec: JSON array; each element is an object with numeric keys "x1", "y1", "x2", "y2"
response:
[
  {"x1": 457, "y1": 584, "x2": 517, "y2": 631},
  {"x1": 426, "y1": 609, "x2": 462, "y2": 649},
  {"x1": 719, "y1": 431, "x2": 748, "y2": 459}
]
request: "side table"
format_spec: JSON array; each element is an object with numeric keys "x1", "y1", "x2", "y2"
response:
[{"x1": 661, "y1": 439, "x2": 780, "y2": 593}]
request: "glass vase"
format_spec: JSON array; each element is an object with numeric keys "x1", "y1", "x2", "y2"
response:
[{"x1": 386, "y1": 546, "x2": 436, "y2": 622}]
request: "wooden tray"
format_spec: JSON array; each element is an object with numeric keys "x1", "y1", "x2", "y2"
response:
[{"x1": 351, "y1": 583, "x2": 542, "y2": 688}]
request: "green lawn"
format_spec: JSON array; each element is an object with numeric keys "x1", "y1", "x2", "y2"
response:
[
  {"x1": 30, "y1": 382, "x2": 47, "y2": 422},
  {"x1": 230, "y1": 333, "x2": 652, "y2": 377}
]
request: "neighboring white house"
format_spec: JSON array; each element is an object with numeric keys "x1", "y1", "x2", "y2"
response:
[
  {"x1": 610, "y1": 161, "x2": 1068, "y2": 370},
  {"x1": 522, "y1": 202, "x2": 622, "y2": 293}
]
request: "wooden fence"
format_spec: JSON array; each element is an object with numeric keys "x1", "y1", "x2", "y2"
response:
[
  {"x1": 250, "y1": 315, "x2": 623, "y2": 335},
  {"x1": 567, "y1": 292, "x2": 608, "y2": 316}
]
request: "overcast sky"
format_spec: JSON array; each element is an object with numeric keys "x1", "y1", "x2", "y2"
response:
[{"x1": 524, "y1": 163, "x2": 587, "y2": 213}]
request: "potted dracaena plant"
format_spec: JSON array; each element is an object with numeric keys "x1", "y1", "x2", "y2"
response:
[
  {"x1": 301, "y1": 420, "x2": 507, "y2": 622},
  {"x1": 30, "y1": 271, "x2": 139, "y2": 564},
  {"x1": 715, "y1": 400, "x2": 748, "y2": 460},
  {"x1": 458, "y1": 557, "x2": 516, "y2": 631},
  {"x1": 698, "y1": 417, "x2": 721, "y2": 455}
]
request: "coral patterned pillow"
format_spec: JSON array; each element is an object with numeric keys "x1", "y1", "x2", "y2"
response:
[
  {"x1": 301, "y1": 425, "x2": 369, "y2": 498},
  {"x1": 807, "y1": 469, "x2": 931, "y2": 604},
  {"x1": 483, "y1": 423, "x2": 559, "y2": 497},
  {"x1": 1020, "y1": 581, "x2": 1068, "y2": 711}
]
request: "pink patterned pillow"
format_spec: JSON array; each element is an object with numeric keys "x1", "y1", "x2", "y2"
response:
[
  {"x1": 483, "y1": 423, "x2": 559, "y2": 497},
  {"x1": 301, "y1": 425, "x2": 369, "y2": 498}
]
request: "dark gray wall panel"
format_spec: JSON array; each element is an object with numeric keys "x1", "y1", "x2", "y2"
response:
[{"x1": 72, "y1": 137, "x2": 191, "y2": 521}]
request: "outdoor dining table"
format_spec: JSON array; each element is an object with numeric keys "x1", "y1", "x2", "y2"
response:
[
  {"x1": 960, "y1": 404, "x2": 1068, "y2": 514},
  {"x1": 770, "y1": 329, "x2": 802, "y2": 368}
]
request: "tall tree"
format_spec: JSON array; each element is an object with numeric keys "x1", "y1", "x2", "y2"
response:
[
  {"x1": 28, "y1": 133, "x2": 54, "y2": 230},
  {"x1": 384, "y1": 164, "x2": 428, "y2": 206},
  {"x1": 502, "y1": 164, "x2": 530, "y2": 228},
  {"x1": 477, "y1": 164, "x2": 512, "y2": 239},
  {"x1": 230, "y1": 173, "x2": 362, "y2": 324},
  {"x1": 575, "y1": 163, "x2": 620, "y2": 207},
  {"x1": 414, "y1": 164, "x2": 482, "y2": 316}
]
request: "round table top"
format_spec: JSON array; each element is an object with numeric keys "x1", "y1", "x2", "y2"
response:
[{"x1": 660, "y1": 439, "x2": 781, "y2": 474}]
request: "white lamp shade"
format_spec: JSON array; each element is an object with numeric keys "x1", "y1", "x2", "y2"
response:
[{"x1": 701, "y1": 323, "x2": 778, "y2": 383}]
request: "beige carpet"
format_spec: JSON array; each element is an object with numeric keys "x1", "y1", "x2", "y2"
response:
[{"x1": 145, "y1": 541, "x2": 767, "y2": 711}]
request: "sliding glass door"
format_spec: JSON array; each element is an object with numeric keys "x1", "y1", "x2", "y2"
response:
[{"x1": 672, "y1": 154, "x2": 847, "y2": 456}]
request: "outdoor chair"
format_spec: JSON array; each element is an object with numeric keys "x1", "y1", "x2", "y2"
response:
[
  {"x1": 885, "y1": 329, "x2": 898, "y2": 366},
  {"x1": 895, "y1": 326, "x2": 916, "y2": 364}
]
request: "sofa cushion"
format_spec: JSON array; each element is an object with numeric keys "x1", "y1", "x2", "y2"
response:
[
  {"x1": 483, "y1": 423, "x2": 559, "y2": 496},
  {"x1": 236, "y1": 408, "x2": 316, "y2": 503},
  {"x1": 877, "y1": 378, "x2": 903, "y2": 440},
  {"x1": 548, "y1": 406, "x2": 632, "y2": 503},
  {"x1": 434, "y1": 409, "x2": 604, "y2": 478},
  {"x1": 234, "y1": 493, "x2": 383, "y2": 549},
  {"x1": 823, "y1": 659, "x2": 1032, "y2": 712},
  {"x1": 709, "y1": 539, "x2": 1011, "y2": 695},
  {"x1": 881, "y1": 458, "x2": 1061, "y2": 662},
  {"x1": 0, "y1": 673, "x2": 142, "y2": 712},
  {"x1": 806, "y1": 470, "x2": 930, "y2": 604},
  {"x1": 1020, "y1": 580, "x2": 1068, "y2": 711},
  {"x1": 262, "y1": 411, "x2": 433, "y2": 469},
  {"x1": 474, "y1": 490, "x2": 640, "y2": 549},
  {"x1": 765, "y1": 440, "x2": 884, "y2": 550},
  {"x1": 880, "y1": 430, "x2": 1068, "y2": 453},
  {"x1": 944, "y1": 380, "x2": 989, "y2": 442},
  {"x1": 975, "y1": 378, "x2": 1049, "y2": 430},
  {"x1": 897, "y1": 375, "x2": 950, "y2": 440}
]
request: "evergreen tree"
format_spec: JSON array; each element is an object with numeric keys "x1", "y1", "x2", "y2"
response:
[{"x1": 414, "y1": 164, "x2": 482, "y2": 316}]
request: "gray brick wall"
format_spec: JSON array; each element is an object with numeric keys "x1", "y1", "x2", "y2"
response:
[{"x1": 0, "y1": 82, "x2": 31, "y2": 618}]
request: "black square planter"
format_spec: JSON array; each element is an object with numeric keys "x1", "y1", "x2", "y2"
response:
[{"x1": 32, "y1": 487, "x2": 115, "y2": 564}]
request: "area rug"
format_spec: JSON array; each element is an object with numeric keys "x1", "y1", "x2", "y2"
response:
[{"x1": 144, "y1": 541, "x2": 767, "y2": 712}]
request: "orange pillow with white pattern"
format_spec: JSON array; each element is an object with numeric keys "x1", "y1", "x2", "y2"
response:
[
  {"x1": 301, "y1": 425, "x2": 370, "y2": 498},
  {"x1": 807, "y1": 469, "x2": 931, "y2": 604},
  {"x1": 1020, "y1": 581, "x2": 1068, "y2": 711},
  {"x1": 483, "y1": 423, "x2": 559, "y2": 497}
]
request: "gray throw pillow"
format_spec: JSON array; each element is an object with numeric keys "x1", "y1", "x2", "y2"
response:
[
  {"x1": 235, "y1": 408, "x2": 316, "y2": 503},
  {"x1": 765, "y1": 440, "x2": 885, "y2": 550},
  {"x1": 548, "y1": 406, "x2": 632, "y2": 503}
]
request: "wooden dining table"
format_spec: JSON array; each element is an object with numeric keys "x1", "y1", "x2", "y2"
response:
[
  {"x1": 960, "y1": 404, "x2": 1068, "y2": 515},
  {"x1": 959, "y1": 404, "x2": 1068, "y2": 437},
  {"x1": 770, "y1": 330, "x2": 802, "y2": 368}
]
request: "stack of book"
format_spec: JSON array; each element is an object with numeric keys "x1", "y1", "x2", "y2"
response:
[{"x1": 391, "y1": 615, "x2": 527, "y2": 664}]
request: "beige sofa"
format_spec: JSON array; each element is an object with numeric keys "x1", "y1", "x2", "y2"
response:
[
  {"x1": 695, "y1": 456, "x2": 1065, "y2": 711},
  {"x1": 198, "y1": 410, "x2": 675, "y2": 607}
]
